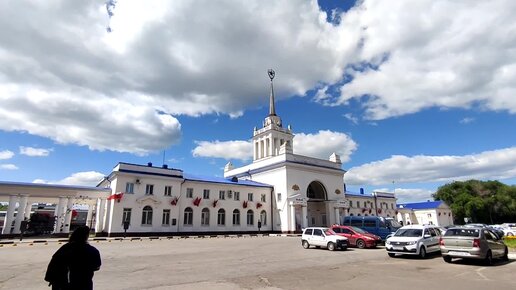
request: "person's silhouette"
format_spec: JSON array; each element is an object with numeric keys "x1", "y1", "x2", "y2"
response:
[{"x1": 45, "y1": 226, "x2": 101, "y2": 290}]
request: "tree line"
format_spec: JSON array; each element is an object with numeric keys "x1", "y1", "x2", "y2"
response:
[{"x1": 433, "y1": 180, "x2": 516, "y2": 225}]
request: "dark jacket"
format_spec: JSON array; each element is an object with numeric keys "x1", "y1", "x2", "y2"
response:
[{"x1": 45, "y1": 242, "x2": 101, "y2": 290}]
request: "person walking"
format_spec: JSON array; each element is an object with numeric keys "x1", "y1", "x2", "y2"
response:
[{"x1": 45, "y1": 226, "x2": 101, "y2": 290}]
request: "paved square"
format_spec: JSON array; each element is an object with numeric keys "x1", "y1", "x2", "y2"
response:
[{"x1": 1, "y1": 236, "x2": 515, "y2": 289}]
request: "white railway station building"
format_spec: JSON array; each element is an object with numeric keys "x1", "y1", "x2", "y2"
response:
[{"x1": 0, "y1": 72, "x2": 399, "y2": 237}]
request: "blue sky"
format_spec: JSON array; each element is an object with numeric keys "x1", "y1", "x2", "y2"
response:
[{"x1": 1, "y1": 0, "x2": 515, "y2": 203}]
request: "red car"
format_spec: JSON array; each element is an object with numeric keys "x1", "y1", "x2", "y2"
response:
[{"x1": 330, "y1": 225, "x2": 382, "y2": 248}]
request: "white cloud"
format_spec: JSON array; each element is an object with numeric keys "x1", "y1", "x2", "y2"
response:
[
  {"x1": 460, "y1": 117, "x2": 475, "y2": 124},
  {"x1": 345, "y1": 147, "x2": 516, "y2": 186},
  {"x1": 192, "y1": 130, "x2": 357, "y2": 162},
  {"x1": 33, "y1": 171, "x2": 105, "y2": 186},
  {"x1": 192, "y1": 140, "x2": 253, "y2": 161},
  {"x1": 293, "y1": 130, "x2": 357, "y2": 162},
  {"x1": 0, "y1": 164, "x2": 18, "y2": 170},
  {"x1": 321, "y1": 0, "x2": 516, "y2": 120},
  {"x1": 19, "y1": 146, "x2": 52, "y2": 157},
  {"x1": 392, "y1": 188, "x2": 434, "y2": 204},
  {"x1": 2, "y1": 0, "x2": 515, "y2": 154},
  {"x1": 343, "y1": 113, "x2": 359, "y2": 125},
  {"x1": 0, "y1": 0, "x2": 359, "y2": 154},
  {"x1": 0, "y1": 150, "x2": 14, "y2": 160}
]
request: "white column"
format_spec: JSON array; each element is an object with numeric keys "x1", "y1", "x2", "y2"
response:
[
  {"x1": 335, "y1": 207, "x2": 340, "y2": 225},
  {"x1": 13, "y1": 195, "x2": 29, "y2": 234},
  {"x1": 2, "y1": 195, "x2": 18, "y2": 234},
  {"x1": 301, "y1": 206, "x2": 308, "y2": 229},
  {"x1": 63, "y1": 197, "x2": 75, "y2": 233},
  {"x1": 290, "y1": 203, "x2": 296, "y2": 232},
  {"x1": 54, "y1": 197, "x2": 67, "y2": 233},
  {"x1": 24, "y1": 200, "x2": 32, "y2": 220},
  {"x1": 95, "y1": 198, "x2": 107, "y2": 233},
  {"x1": 86, "y1": 204, "x2": 94, "y2": 229}
]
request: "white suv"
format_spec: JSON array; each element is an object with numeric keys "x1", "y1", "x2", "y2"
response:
[
  {"x1": 301, "y1": 227, "x2": 349, "y2": 251},
  {"x1": 385, "y1": 225, "x2": 442, "y2": 258}
]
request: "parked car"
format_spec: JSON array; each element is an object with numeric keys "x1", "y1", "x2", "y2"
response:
[
  {"x1": 440, "y1": 226, "x2": 509, "y2": 265},
  {"x1": 331, "y1": 225, "x2": 382, "y2": 248},
  {"x1": 341, "y1": 216, "x2": 401, "y2": 241},
  {"x1": 464, "y1": 223, "x2": 505, "y2": 239},
  {"x1": 385, "y1": 225, "x2": 442, "y2": 258},
  {"x1": 301, "y1": 227, "x2": 349, "y2": 251}
]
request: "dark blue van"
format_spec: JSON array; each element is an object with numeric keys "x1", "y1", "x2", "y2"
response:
[{"x1": 341, "y1": 216, "x2": 401, "y2": 241}]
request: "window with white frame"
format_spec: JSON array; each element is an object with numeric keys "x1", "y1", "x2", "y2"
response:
[
  {"x1": 247, "y1": 193, "x2": 253, "y2": 201},
  {"x1": 164, "y1": 186, "x2": 172, "y2": 196},
  {"x1": 203, "y1": 189, "x2": 210, "y2": 199},
  {"x1": 232, "y1": 209, "x2": 240, "y2": 225},
  {"x1": 184, "y1": 207, "x2": 193, "y2": 225},
  {"x1": 201, "y1": 208, "x2": 210, "y2": 226},
  {"x1": 217, "y1": 209, "x2": 225, "y2": 225},
  {"x1": 261, "y1": 194, "x2": 266, "y2": 202},
  {"x1": 227, "y1": 190, "x2": 233, "y2": 199},
  {"x1": 141, "y1": 206, "x2": 153, "y2": 225},
  {"x1": 186, "y1": 188, "x2": 193, "y2": 198},
  {"x1": 260, "y1": 210, "x2": 267, "y2": 226},
  {"x1": 125, "y1": 183, "x2": 134, "y2": 194},
  {"x1": 246, "y1": 210, "x2": 254, "y2": 225},
  {"x1": 162, "y1": 209, "x2": 170, "y2": 225},
  {"x1": 219, "y1": 190, "x2": 225, "y2": 200},
  {"x1": 277, "y1": 193, "x2": 282, "y2": 202},
  {"x1": 145, "y1": 184, "x2": 154, "y2": 195},
  {"x1": 234, "y1": 191, "x2": 240, "y2": 201},
  {"x1": 122, "y1": 208, "x2": 132, "y2": 224}
]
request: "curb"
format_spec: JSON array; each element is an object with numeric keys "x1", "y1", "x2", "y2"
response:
[{"x1": 0, "y1": 233, "x2": 275, "y2": 247}]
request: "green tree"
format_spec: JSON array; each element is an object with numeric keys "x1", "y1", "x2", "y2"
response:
[{"x1": 433, "y1": 180, "x2": 516, "y2": 224}]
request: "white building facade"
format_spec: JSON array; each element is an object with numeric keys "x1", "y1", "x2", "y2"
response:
[
  {"x1": 396, "y1": 201, "x2": 454, "y2": 227},
  {"x1": 224, "y1": 73, "x2": 348, "y2": 233},
  {"x1": 97, "y1": 162, "x2": 273, "y2": 235}
]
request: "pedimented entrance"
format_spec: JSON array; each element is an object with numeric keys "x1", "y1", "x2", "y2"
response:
[{"x1": 306, "y1": 181, "x2": 329, "y2": 227}]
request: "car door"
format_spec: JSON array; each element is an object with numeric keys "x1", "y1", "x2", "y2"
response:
[
  {"x1": 311, "y1": 228, "x2": 325, "y2": 247},
  {"x1": 484, "y1": 230, "x2": 504, "y2": 257},
  {"x1": 427, "y1": 228, "x2": 440, "y2": 252},
  {"x1": 341, "y1": 228, "x2": 356, "y2": 245},
  {"x1": 422, "y1": 228, "x2": 434, "y2": 252}
]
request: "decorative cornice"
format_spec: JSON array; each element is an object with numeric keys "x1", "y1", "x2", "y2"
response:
[{"x1": 136, "y1": 196, "x2": 161, "y2": 205}]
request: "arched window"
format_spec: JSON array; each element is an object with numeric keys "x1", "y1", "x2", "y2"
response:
[
  {"x1": 142, "y1": 206, "x2": 153, "y2": 225},
  {"x1": 350, "y1": 213, "x2": 354, "y2": 216},
  {"x1": 184, "y1": 207, "x2": 193, "y2": 225},
  {"x1": 246, "y1": 210, "x2": 254, "y2": 226},
  {"x1": 232, "y1": 209, "x2": 240, "y2": 225},
  {"x1": 217, "y1": 209, "x2": 225, "y2": 226},
  {"x1": 357, "y1": 214, "x2": 361, "y2": 216},
  {"x1": 260, "y1": 210, "x2": 267, "y2": 226},
  {"x1": 201, "y1": 208, "x2": 210, "y2": 226}
]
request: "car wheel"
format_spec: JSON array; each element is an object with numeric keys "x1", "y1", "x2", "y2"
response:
[
  {"x1": 302, "y1": 240, "x2": 310, "y2": 249},
  {"x1": 327, "y1": 242, "x2": 336, "y2": 251},
  {"x1": 443, "y1": 256, "x2": 452, "y2": 263},
  {"x1": 388, "y1": 253, "x2": 396, "y2": 258},
  {"x1": 484, "y1": 251, "x2": 493, "y2": 266},
  {"x1": 508, "y1": 232, "x2": 514, "y2": 236},
  {"x1": 502, "y1": 247, "x2": 509, "y2": 261},
  {"x1": 356, "y1": 239, "x2": 366, "y2": 249},
  {"x1": 419, "y1": 246, "x2": 426, "y2": 259}
]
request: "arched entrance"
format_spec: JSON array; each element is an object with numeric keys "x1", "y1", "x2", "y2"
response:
[{"x1": 306, "y1": 181, "x2": 328, "y2": 227}]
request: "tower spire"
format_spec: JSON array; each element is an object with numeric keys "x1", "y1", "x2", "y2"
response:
[{"x1": 268, "y1": 69, "x2": 276, "y2": 116}]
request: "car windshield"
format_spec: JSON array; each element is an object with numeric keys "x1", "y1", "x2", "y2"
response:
[
  {"x1": 386, "y1": 219, "x2": 402, "y2": 229},
  {"x1": 394, "y1": 228, "x2": 422, "y2": 237},
  {"x1": 444, "y1": 228, "x2": 480, "y2": 237},
  {"x1": 350, "y1": 226, "x2": 367, "y2": 234},
  {"x1": 325, "y1": 229, "x2": 335, "y2": 235}
]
